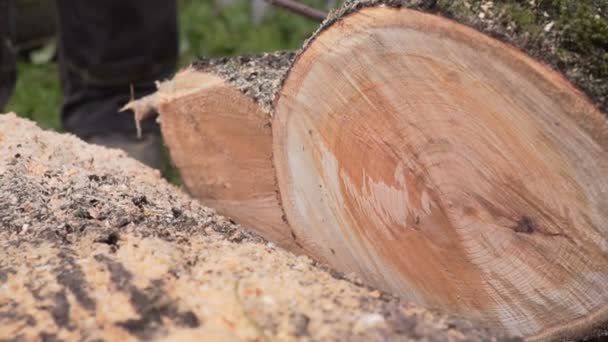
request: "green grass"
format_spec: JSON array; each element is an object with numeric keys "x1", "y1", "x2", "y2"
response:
[
  {"x1": 179, "y1": 0, "x2": 324, "y2": 61},
  {"x1": 5, "y1": 62, "x2": 61, "y2": 131}
]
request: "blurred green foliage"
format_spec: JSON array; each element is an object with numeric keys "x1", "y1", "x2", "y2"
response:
[
  {"x1": 6, "y1": 63, "x2": 62, "y2": 130},
  {"x1": 179, "y1": 0, "x2": 323, "y2": 61}
]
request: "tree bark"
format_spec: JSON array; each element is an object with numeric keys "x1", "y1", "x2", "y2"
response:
[{"x1": 137, "y1": 1, "x2": 608, "y2": 340}]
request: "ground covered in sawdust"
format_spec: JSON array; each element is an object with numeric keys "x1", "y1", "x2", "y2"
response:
[{"x1": 0, "y1": 114, "x2": 515, "y2": 341}]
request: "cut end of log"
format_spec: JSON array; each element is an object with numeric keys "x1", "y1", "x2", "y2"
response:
[
  {"x1": 273, "y1": 5, "x2": 608, "y2": 340},
  {"x1": 152, "y1": 61, "x2": 304, "y2": 253}
]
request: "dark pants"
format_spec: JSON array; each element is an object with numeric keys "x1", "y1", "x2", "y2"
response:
[
  {"x1": 0, "y1": 0, "x2": 16, "y2": 109},
  {"x1": 1, "y1": 0, "x2": 178, "y2": 138}
]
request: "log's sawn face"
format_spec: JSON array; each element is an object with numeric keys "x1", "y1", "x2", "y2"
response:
[
  {"x1": 157, "y1": 69, "x2": 299, "y2": 252},
  {"x1": 273, "y1": 7, "x2": 608, "y2": 339}
]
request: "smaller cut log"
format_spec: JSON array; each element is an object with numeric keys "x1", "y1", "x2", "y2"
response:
[{"x1": 134, "y1": 53, "x2": 302, "y2": 252}]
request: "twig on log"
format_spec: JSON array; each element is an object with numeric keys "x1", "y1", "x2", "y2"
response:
[{"x1": 264, "y1": 0, "x2": 327, "y2": 21}]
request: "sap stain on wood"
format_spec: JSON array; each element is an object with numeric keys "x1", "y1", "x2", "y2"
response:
[{"x1": 514, "y1": 215, "x2": 536, "y2": 234}]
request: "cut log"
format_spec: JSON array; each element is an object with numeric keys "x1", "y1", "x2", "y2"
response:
[
  {"x1": 147, "y1": 53, "x2": 304, "y2": 253},
  {"x1": 273, "y1": 3, "x2": 608, "y2": 340},
  {"x1": 137, "y1": 1, "x2": 608, "y2": 340}
]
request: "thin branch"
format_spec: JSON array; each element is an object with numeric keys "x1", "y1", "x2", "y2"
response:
[{"x1": 264, "y1": 0, "x2": 327, "y2": 22}]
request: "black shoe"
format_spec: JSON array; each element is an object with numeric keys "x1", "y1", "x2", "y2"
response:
[
  {"x1": 87, "y1": 132, "x2": 166, "y2": 173},
  {"x1": 0, "y1": 0, "x2": 16, "y2": 111}
]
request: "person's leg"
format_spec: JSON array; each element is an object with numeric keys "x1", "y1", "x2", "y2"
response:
[
  {"x1": 54, "y1": 0, "x2": 178, "y2": 170},
  {"x1": 0, "y1": 0, "x2": 16, "y2": 110}
]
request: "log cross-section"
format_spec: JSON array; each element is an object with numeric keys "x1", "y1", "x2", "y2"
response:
[
  {"x1": 153, "y1": 58, "x2": 301, "y2": 252},
  {"x1": 272, "y1": 5, "x2": 608, "y2": 340}
]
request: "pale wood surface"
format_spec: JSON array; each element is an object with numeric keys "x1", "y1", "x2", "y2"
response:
[
  {"x1": 156, "y1": 69, "x2": 299, "y2": 252},
  {"x1": 273, "y1": 7, "x2": 608, "y2": 339}
]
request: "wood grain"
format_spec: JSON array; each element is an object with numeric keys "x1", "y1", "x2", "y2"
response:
[{"x1": 273, "y1": 7, "x2": 608, "y2": 339}]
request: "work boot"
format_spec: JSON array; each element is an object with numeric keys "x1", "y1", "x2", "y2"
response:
[
  {"x1": 58, "y1": 80, "x2": 168, "y2": 172},
  {"x1": 87, "y1": 132, "x2": 166, "y2": 172}
]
